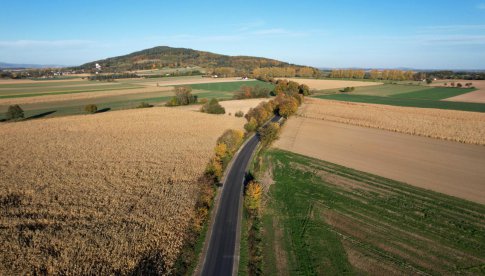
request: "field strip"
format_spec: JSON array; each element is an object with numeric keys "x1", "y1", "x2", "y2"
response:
[
  {"x1": 300, "y1": 98, "x2": 485, "y2": 144},
  {"x1": 137, "y1": 77, "x2": 250, "y2": 87},
  {"x1": 276, "y1": 78, "x2": 383, "y2": 90},
  {"x1": 0, "y1": 81, "x2": 124, "y2": 91},
  {"x1": 444, "y1": 90, "x2": 485, "y2": 103},
  {"x1": 274, "y1": 116, "x2": 485, "y2": 204},
  {"x1": 0, "y1": 86, "x2": 174, "y2": 105}
]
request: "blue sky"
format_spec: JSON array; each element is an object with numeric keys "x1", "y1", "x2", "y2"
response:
[{"x1": 1, "y1": 0, "x2": 484, "y2": 69}]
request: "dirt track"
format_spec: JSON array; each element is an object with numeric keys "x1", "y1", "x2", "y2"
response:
[{"x1": 275, "y1": 117, "x2": 485, "y2": 204}]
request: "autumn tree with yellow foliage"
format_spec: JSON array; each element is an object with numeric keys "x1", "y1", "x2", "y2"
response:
[{"x1": 244, "y1": 181, "x2": 262, "y2": 215}]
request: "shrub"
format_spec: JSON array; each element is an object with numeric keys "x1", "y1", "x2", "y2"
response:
[
  {"x1": 244, "y1": 117, "x2": 258, "y2": 133},
  {"x1": 244, "y1": 181, "x2": 262, "y2": 215},
  {"x1": 235, "y1": 110, "x2": 244, "y2": 117},
  {"x1": 137, "y1": 102, "x2": 152, "y2": 108},
  {"x1": 205, "y1": 157, "x2": 223, "y2": 181},
  {"x1": 217, "y1": 129, "x2": 244, "y2": 153},
  {"x1": 258, "y1": 122, "x2": 280, "y2": 147},
  {"x1": 6, "y1": 104, "x2": 24, "y2": 120},
  {"x1": 234, "y1": 85, "x2": 271, "y2": 99},
  {"x1": 341, "y1": 87, "x2": 355, "y2": 92},
  {"x1": 298, "y1": 84, "x2": 311, "y2": 96},
  {"x1": 456, "y1": 83, "x2": 462, "y2": 88},
  {"x1": 201, "y1": 98, "x2": 225, "y2": 114},
  {"x1": 166, "y1": 86, "x2": 197, "y2": 106},
  {"x1": 84, "y1": 104, "x2": 98, "y2": 114}
]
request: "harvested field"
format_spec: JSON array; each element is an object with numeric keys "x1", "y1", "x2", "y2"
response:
[
  {"x1": 276, "y1": 78, "x2": 382, "y2": 90},
  {"x1": 134, "y1": 76, "x2": 248, "y2": 87},
  {"x1": 0, "y1": 107, "x2": 244, "y2": 274},
  {"x1": 261, "y1": 149, "x2": 485, "y2": 275},
  {"x1": 274, "y1": 110, "x2": 485, "y2": 203},
  {"x1": 0, "y1": 86, "x2": 173, "y2": 105},
  {"x1": 175, "y1": 98, "x2": 269, "y2": 116},
  {"x1": 434, "y1": 80, "x2": 485, "y2": 103},
  {"x1": 220, "y1": 98, "x2": 268, "y2": 115},
  {"x1": 186, "y1": 98, "x2": 268, "y2": 114},
  {"x1": 0, "y1": 76, "x2": 252, "y2": 120},
  {"x1": 298, "y1": 98, "x2": 485, "y2": 145},
  {"x1": 0, "y1": 78, "x2": 83, "y2": 84}
]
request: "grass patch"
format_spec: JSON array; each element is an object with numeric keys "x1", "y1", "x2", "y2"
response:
[
  {"x1": 262, "y1": 149, "x2": 485, "y2": 275},
  {"x1": 188, "y1": 80, "x2": 274, "y2": 92},
  {"x1": 389, "y1": 87, "x2": 475, "y2": 100},
  {"x1": 315, "y1": 94, "x2": 485, "y2": 112},
  {"x1": 0, "y1": 84, "x2": 141, "y2": 99},
  {"x1": 0, "y1": 95, "x2": 174, "y2": 120}
]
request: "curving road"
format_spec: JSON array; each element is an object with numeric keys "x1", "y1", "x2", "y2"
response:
[{"x1": 200, "y1": 116, "x2": 280, "y2": 276}]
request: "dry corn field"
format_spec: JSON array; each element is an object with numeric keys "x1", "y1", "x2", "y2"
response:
[
  {"x1": 300, "y1": 98, "x2": 485, "y2": 145},
  {"x1": 0, "y1": 107, "x2": 244, "y2": 274}
]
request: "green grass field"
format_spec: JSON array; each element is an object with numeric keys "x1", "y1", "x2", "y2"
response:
[
  {"x1": 0, "y1": 84, "x2": 142, "y2": 99},
  {"x1": 0, "y1": 77, "x2": 248, "y2": 120},
  {"x1": 312, "y1": 83, "x2": 483, "y2": 112},
  {"x1": 261, "y1": 149, "x2": 485, "y2": 275},
  {"x1": 389, "y1": 87, "x2": 475, "y2": 100},
  {"x1": 187, "y1": 80, "x2": 274, "y2": 92},
  {"x1": 315, "y1": 94, "x2": 485, "y2": 112}
]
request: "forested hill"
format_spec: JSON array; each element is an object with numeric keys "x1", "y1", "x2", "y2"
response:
[{"x1": 77, "y1": 46, "x2": 301, "y2": 73}]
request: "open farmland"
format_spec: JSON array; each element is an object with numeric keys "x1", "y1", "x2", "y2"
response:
[
  {"x1": 297, "y1": 98, "x2": 485, "y2": 144},
  {"x1": 261, "y1": 149, "x2": 485, "y2": 275},
  {"x1": 0, "y1": 76, "x2": 254, "y2": 120},
  {"x1": 0, "y1": 107, "x2": 244, "y2": 274},
  {"x1": 432, "y1": 80, "x2": 485, "y2": 103},
  {"x1": 276, "y1": 78, "x2": 382, "y2": 90},
  {"x1": 176, "y1": 98, "x2": 269, "y2": 115},
  {"x1": 316, "y1": 93, "x2": 485, "y2": 112},
  {"x1": 274, "y1": 102, "x2": 485, "y2": 203},
  {"x1": 187, "y1": 80, "x2": 273, "y2": 92},
  {"x1": 313, "y1": 83, "x2": 485, "y2": 112}
]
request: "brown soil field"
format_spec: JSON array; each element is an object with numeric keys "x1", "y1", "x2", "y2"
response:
[
  {"x1": 276, "y1": 78, "x2": 382, "y2": 90},
  {"x1": 274, "y1": 116, "x2": 485, "y2": 204},
  {"x1": 0, "y1": 107, "x2": 244, "y2": 274},
  {"x1": 434, "y1": 80, "x2": 485, "y2": 103},
  {"x1": 0, "y1": 86, "x2": 173, "y2": 105},
  {"x1": 298, "y1": 98, "x2": 485, "y2": 145}
]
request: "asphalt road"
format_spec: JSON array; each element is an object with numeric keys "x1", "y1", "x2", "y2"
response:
[{"x1": 201, "y1": 116, "x2": 280, "y2": 276}]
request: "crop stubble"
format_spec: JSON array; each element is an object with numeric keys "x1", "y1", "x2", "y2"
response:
[{"x1": 0, "y1": 107, "x2": 244, "y2": 274}]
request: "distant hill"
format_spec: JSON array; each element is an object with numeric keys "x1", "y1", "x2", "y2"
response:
[
  {"x1": 76, "y1": 46, "x2": 302, "y2": 73},
  {"x1": 0, "y1": 62, "x2": 64, "y2": 69}
]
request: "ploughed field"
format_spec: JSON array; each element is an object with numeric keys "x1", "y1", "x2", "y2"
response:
[
  {"x1": 274, "y1": 98, "x2": 485, "y2": 203},
  {"x1": 0, "y1": 107, "x2": 244, "y2": 274},
  {"x1": 261, "y1": 149, "x2": 485, "y2": 275}
]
